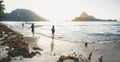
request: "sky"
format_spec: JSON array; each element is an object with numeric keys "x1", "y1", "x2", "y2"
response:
[{"x1": 3, "y1": 0, "x2": 120, "y2": 22}]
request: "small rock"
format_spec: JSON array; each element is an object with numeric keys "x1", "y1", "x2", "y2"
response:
[{"x1": 85, "y1": 42, "x2": 88, "y2": 47}]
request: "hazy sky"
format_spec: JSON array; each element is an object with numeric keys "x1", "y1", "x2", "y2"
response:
[{"x1": 3, "y1": 0, "x2": 120, "y2": 22}]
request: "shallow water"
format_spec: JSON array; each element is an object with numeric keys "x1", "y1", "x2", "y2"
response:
[
  {"x1": 2, "y1": 21, "x2": 120, "y2": 43},
  {"x1": 24, "y1": 21, "x2": 120, "y2": 43}
]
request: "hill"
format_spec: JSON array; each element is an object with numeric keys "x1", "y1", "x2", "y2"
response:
[
  {"x1": 72, "y1": 12, "x2": 117, "y2": 21},
  {"x1": 3, "y1": 9, "x2": 48, "y2": 21}
]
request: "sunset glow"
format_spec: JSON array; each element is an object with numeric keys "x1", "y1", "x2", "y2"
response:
[{"x1": 4, "y1": 0, "x2": 120, "y2": 22}]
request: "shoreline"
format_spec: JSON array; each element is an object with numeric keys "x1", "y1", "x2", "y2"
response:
[{"x1": 1, "y1": 23, "x2": 120, "y2": 62}]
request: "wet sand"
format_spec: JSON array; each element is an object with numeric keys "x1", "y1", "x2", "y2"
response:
[
  {"x1": 87, "y1": 43, "x2": 120, "y2": 62},
  {"x1": 24, "y1": 37, "x2": 39, "y2": 52},
  {"x1": 20, "y1": 35, "x2": 120, "y2": 62}
]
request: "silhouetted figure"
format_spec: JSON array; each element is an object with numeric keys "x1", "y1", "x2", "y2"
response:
[
  {"x1": 85, "y1": 42, "x2": 88, "y2": 47},
  {"x1": 98, "y1": 56, "x2": 103, "y2": 62},
  {"x1": 88, "y1": 52, "x2": 92, "y2": 60},
  {"x1": 31, "y1": 23, "x2": 35, "y2": 37},
  {"x1": 51, "y1": 25, "x2": 55, "y2": 39}
]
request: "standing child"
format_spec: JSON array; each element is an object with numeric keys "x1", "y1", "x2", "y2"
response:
[
  {"x1": 51, "y1": 25, "x2": 55, "y2": 39},
  {"x1": 31, "y1": 23, "x2": 35, "y2": 37}
]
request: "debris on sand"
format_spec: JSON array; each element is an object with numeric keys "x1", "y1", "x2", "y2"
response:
[
  {"x1": 0, "y1": 23, "x2": 42, "y2": 62},
  {"x1": 57, "y1": 55, "x2": 79, "y2": 62},
  {"x1": 88, "y1": 52, "x2": 92, "y2": 60},
  {"x1": 0, "y1": 56, "x2": 11, "y2": 62},
  {"x1": 98, "y1": 56, "x2": 103, "y2": 62},
  {"x1": 33, "y1": 47, "x2": 43, "y2": 51},
  {"x1": 85, "y1": 42, "x2": 88, "y2": 47}
]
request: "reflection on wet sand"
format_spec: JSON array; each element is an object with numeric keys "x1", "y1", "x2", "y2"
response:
[{"x1": 51, "y1": 39, "x2": 54, "y2": 52}]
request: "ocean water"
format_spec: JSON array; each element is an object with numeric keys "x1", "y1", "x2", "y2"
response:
[
  {"x1": 34, "y1": 21, "x2": 120, "y2": 43},
  {"x1": 3, "y1": 21, "x2": 120, "y2": 43}
]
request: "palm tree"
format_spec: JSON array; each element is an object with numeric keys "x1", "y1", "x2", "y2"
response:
[{"x1": 0, "y1": 0, "x2": 5, "y2": 21}]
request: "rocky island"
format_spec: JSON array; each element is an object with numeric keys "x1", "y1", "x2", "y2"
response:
[
  {"x1": 72, "y1": 12, "x2": 117, "y2": 21},
  {"x1": 3, "y1": 9, "x2": 48, "y2": 21}
]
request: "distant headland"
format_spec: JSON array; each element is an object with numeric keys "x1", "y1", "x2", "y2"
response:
[
  {"x1": 72, "y1": 12, "x2": 117, "y2": 21},
  {"x1": 3, "y1": 9, "x2": 48, "y2": 21}
]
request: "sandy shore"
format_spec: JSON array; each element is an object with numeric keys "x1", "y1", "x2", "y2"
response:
[
  {"x1": 87, "y1": 43, "x2": 120, "y2": 62},
  {"x1": 17, "y1": 35, "x2": 120, "y2": 62},
  {"x1": 75, "y1": 43, "x2": 120, "y2": 62}
]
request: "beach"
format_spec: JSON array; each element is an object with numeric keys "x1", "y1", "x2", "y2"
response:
[
  {"x1": 0, "y1": 22, "x2": 120, "y2": 62},
  {"x1": 13, "y1": 34, "x2": 120, "y2": 62}
]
